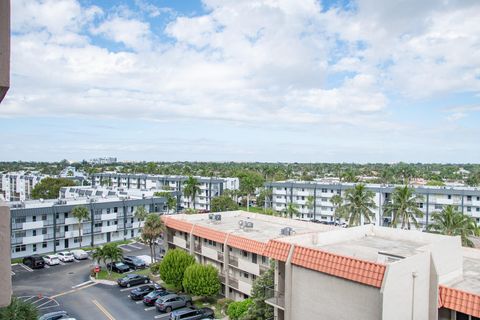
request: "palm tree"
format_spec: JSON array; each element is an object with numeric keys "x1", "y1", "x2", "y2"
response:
[
  {"x1": 134, "y1": 206, "x2": 149, "y2": 221},
  {"x1": 0, "y1": 297, "x2": 38, "y2": 320},
  {"x1": 428, "y1": 205, "x2": 479, "y2": 247},
  {"x1": 71, "y1": 206, "x2": 90, "y2": 248},
  {"x1": 142, "y1": 214, "x2": 165, "y2": 263},
  {"x1": 103, "y1": 243, "x2": 123, "y2": 274},
  {"x1": 183, "y1": 176, "x2": 201, "y2": 209},
  {"x1": 284, "y1": 203, "x2": 300, "y2": 219},
  {"x1": 339, "y1": 184, "x2": 377, "y2": 226},
  {"x1": 329, "y1": 194, "x2": 343, "y2": 223},
  {"x1": 92, "y1": 246, "x2": 105, "y2": 266},
  {"x1": 383, "y1": 186, "x2": 424, "y2": 230},
  {"x1": 306, "y1": 195, "x2": 314, "y2": 220}
]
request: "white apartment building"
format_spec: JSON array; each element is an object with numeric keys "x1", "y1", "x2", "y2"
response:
[
  {"x1": 164, "y1": 211, "x2": 480, "y2": 320},
  {"x1": 89, "y1": 157, "x2": 117, "y2": 164},
  {"x1": 91, "y1": 173, "x2": 239, "y2": 211},
  {"x1": 265, "y1": 181, "x2": 480, "y2": 227},
  {"x1": 0, "y1": 171, "x2": 46, "y2": 201},
  {"x1": 9, "y1": 193, "x2": 172, "y2": 259}
]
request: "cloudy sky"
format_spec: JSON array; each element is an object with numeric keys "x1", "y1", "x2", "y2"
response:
[{"x1": 1, "y1": 0, "x2": 479, "y2": 162}]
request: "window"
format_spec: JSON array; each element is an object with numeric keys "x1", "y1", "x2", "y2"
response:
[
  {"x1": 42, "y1": 215, "x2": 47, "y2": 221},
  {"x1": 55, "y1": 240, "x2": 59, "y2": 247},
  {"x1": 252, "y1": 253, "x2": 257, "y2": 264},
  {"x1": 467, "y1": 207, "x2": 472, "y2": 212},
  {"x1": 114, "y1": 207, "x2": 118, "y2": 213},
  {"x1": 107, "y1": 208, "x2": 111, "y2": 214},
  {"x1": 435, "y1": 204, "x2": 443, "y2": 210},
  {"x1": 242, "y1": 250, "x2": 248, "y2": 257},
  {"x1": 243, "y1": 272, "x2": 249, "y2": 278},
  {"x1": 262, "y1": 255, "x2": 268, "y2": 264},
  {"x1": 467, "y1": 196, "x2": 472, "y2": 201},
  {"x1": 14, "y1": 231, "x2": 26, "y2": 238},
  {"x1": 321, "y1": 188, "x2": 327, "y2": 193},
  {"x1": 33, "y1": 244, "x2": 37, "y2": 252},
  {"x1": 55, "y1": 213, "x2": 59, "y2": 219},
  {"x1": 32, "y1": 230, "x2": 37, "y2": 236},
  {"x1": 448, "y1": 195, "x2": 452, "y2": 199},
  {"x1": 14, "y1": 245, "x2": 26, "y2": 252},
  {"x1": 417, "y1": 203, "x2": 424, "y2": 209},
  {"x1": 32, "y1": 215, "x2": 37, "y2": 222},
  {"x1": 477, "y1": 208, "x2": 480, "y2": 212},
  {"x1": 42, "y1": 242, "x2": 47, "y2": 248},
  {"x1": 42, "y1": 228, "x2": 47, "y2": 235},
  {"x1": 15, "y1": 217, "x2": 26, "y2": 224},
  {"x1": 95, "y1": 222, "x2": 102, "y2": 227}
]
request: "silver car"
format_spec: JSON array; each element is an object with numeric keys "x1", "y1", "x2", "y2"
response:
[{"x1": 155, "y1": 294, "x2": 192, "y2": 313}]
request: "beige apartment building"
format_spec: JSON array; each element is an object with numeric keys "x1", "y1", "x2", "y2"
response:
[
  {"x1": 0, "y1": 0, "x2": 11, "y2": 308},
  {"x1": 163, "y1": 211, "x2": 480, "y2": 320}
]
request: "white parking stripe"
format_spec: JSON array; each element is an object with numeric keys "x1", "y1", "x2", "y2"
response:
[
  {"x1": 44, "y1": 265, "x2": 50, "y2": 269},
  {"x1": 120, "y1": 247, "x2": 132, "y2": 252},
  {"x1": 128, "y1": 244, "x2": 143, "y2": 250},
  {"x1": 72, "y1": 280, "x2": 93, "y2": 289},
  {"x1": 154, "y1": 314, "x2": 171, "y2": 319},
  {"x1": 20, "y1": 264, "x2": 33, "y2": 272},
  {"x1": 21, "y1": 296, "x2": 35, "y2": 302},
  {"x1": 135, "y1": 301, "x2": 143, "y2": 304},
  {"x1": 144, "y1": 306, "x2": 156, "y2": 311},
  {"x1": 31, "y1": 297, "x2": 46, "y2": 304},
  {"x1": 120, "y1": 285, "x2": 143, "y2": 292},
  {"x1": 11, "y1": 271, "x2": 15, "y2": 276}
]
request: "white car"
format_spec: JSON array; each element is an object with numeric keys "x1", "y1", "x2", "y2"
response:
[
  {"x1": 57, "y1": 251, "x2": 75, "y2": 262},
  {"x1": 43, "y1": 255, "x2": 60, "y2": 266},
  {"x1": 71, "y1": 249, "x2": 88, "y2": 260}
]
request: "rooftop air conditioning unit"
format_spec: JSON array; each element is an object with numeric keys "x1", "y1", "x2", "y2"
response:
[
  {"x1": 209, "y1": 213, "x2": 215, "y2": 220},
  {"x1": 244, "y1": 221, "x2": 254, "y2": 229},
  {"x1": 238, "y1": 220, "x2": 245, "y2": 228},
  {"x1": 214, "y1": 214, "x2": 222, "y2": 221}
]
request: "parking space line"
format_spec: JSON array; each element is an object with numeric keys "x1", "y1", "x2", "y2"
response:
[
  {"x1": 128, "y1": 244, "x2": 143, "y2": 250},
  {"x1": 11, "y1": 270, "x2": 15, "y2": 276},
  {"x1": 31, "y1": 297, "x2": 46, "y2": 304},
  {"x1": 92, "y1": 299, "x2": 116, "y2": 320},
  {"x1": 21, "y1": 296, "x2": 35, "y2": 302},
  {"x1": 44, "y1": 265, "x2": 50, "y2": 269},
  {"x1": 36, "y1": 299, "x2": 53, "y2": 309},
  {"x1": 144, "y1": 306, "x2": 156, "y2": 311},
  {"x1": 154, "y1": 313, "x2": 170, "y2": 319},
  {"x1": 20, "y1": 264, "x2": 34, "y2": 272},
  {"x1": 51, "y1": 282, "x2": 97, "y2": 298},
  {"x1": 135, "y1": 301, "x2": 143, "y2": 304},
  {"x1": 120, "y1": 285, "x2": 143, "y2": 292},
  {"x1": 72, "y1": 280, "x2": 93, "y2": 289},
  {"x1": 120, "y1": 246, "x2": 132, "y2": 252}
]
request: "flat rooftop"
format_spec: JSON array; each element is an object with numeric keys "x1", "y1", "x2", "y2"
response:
[
  {"x1": 445, "y1": 248, "x2": 480, "y2": 295},
  {"x1": 168, "y1": 211, "x2": 335, "y2": 243},
  {"x1": 8, "y1": 195, "x2": 157, "y2": 209}
]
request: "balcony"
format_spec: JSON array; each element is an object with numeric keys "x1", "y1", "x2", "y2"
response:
[
  {"x1": 265, "y1": 287, "x2": 285, "y2": 310},
  {"x1": 219, "y1": 273, "x2": 226, "y2": 284},
  {"x1": 194, "y1": 243, "x2": 202, "y2": 253},
  {"x1": 229, "y1": 255, "x2": 239, "y2": 267},
  {"x1": 22, "y1": 221, "x2": 44, "y2": 230},
  {"x1": 229, "y1": 278, "x2": 239, "y2": 289},
  {"x1": 217, "y1": 251, "x2": 224, "y2": 261},
  {"x1": 64, "y1": 217, "x2": 79, "y2": 225}
]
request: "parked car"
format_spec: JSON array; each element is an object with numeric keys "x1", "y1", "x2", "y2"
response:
[
  {"x1": 155, "y1": 294, "x2": 193, "y2": 313},
  {"x1": 123, "y1": 256, "x2": 146, "y2": 269},
  {"x1": 22, "y1": 255, "x2": 45, "y2": 269},
  {"x1": 106, "y1": 261, "x2": 130, "y2": 273},
  {"x1": 143, "y1": 289, "x2": 171, "y2": 306},
  {"x1": 169, "y1": 307, "x2": 214, "y2": 320},
  {"x1": 57, "y1": 251, "x2": 74, "y2": 262},
  {"x1": 130, "y1": 284, "x2": 162, "y2": 300},
  {"x1": 117, "y1": 273, "x2": 150, "y2": 287},
  {"x1": 42, "y1": 255, "x2": 60, "y2": 266},
  {"x1": 71, "y1": 249, "x2": 88, "y2": 260},
  {"x1": 135, "y1": 255, "x2": 154, "y2": 266},
  {"x1": 38, "y1": 310, "x2": 76, "y2": 320}
]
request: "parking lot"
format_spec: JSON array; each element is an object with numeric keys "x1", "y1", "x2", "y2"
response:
[{"x1": 11, "y1": 241, "x2": 176, "y2": 320}]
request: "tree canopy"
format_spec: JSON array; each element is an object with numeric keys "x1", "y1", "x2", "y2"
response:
[
  {"x1": 211, "y1": 194, "x2": 239, "y2": 212},
  {"x1": 31, "y1": 177, "x2": 76, "y2": 199},
  {"x1": 159, "y1": 248, "x2": 196, "y2": 289},
  {"x1": 182, "y1": 264, "x2": 221, "y2": 298}
]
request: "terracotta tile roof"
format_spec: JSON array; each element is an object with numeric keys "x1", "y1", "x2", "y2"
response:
[
  {"x1": 291, "y1": 245, "x2": 386, "y2": 288},
  {"x1": 439, "y1": 286, "x2": 480, "y2": 317},
  {"x1": 264, "y1": 240, "x2": 292, "y2": 262},
  {"x1": 163, "y1": 217, "x2": 194, "y2": 233},
  {"x1": 227, "y1": 234, "x2": 267, "y2": 255},
  {"x1": 192, "y1": 225, "x2": 227, "y2": 243}
]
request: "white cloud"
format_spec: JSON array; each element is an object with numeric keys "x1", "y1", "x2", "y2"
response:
[{"x1": 3, "y1": 0, "x2": 480, "y2": 133}]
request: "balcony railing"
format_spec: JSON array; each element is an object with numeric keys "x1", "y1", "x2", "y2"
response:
[
  {"x1": 167, "y1": 234, "x2": 174, "y2": 243},
  {"x1": 229, "y1": 278, "x2": 239, "y2": 289},
  {"x1": 264, "y1": 286, "x2": 285, "y2": 309},
  {"x1": 194, "y1": 243, "x2": 202, "y2": 253},
  {"x1": 219, "y1": 273, "x2": 226, "y2": 284},
  {"x1": 217, "y1": 251, "x2": 224, "y2": 261},
  {"x1": 229, "y1": 255, "x2": 238, "y2": 267}
]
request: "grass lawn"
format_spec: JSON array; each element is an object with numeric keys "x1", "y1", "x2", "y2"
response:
[{"x1": 239, "y1": 206, "x2": 266, "y2": 214}]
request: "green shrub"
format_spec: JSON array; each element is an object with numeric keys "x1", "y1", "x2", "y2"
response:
[
  {"x1": 159, "y1": 248, "x2": 195, "y2": 288},
  {"x1": 227, "y1": 298, "x2": 253, "y2": 320},
  {"x1": 182, "y1": 264, "x2": 221, "y2": 298}
]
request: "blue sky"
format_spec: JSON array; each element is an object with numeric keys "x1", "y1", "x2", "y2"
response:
[{"x1": 1, "y1": 0, "x2": 479, "y2": 162}]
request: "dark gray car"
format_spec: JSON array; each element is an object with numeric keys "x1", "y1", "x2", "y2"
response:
[
  {"x1": 169, "y1": 307, "x2": 214, "y2": 320},
  {"x1": 155, "y1": 293, "x2": 192, "y2": 313}
]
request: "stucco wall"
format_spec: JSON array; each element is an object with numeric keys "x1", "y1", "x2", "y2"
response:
[
  {"x1": 381, "y1": 252, "x2": 431, "y2": 320},
  {"x1": 0, "y1": 201, "x2": 12, "y2": 307},
  {"x1": 0, "y1": 0, "x2": 10, "y2": 102},
  {"x1": 290, "y1": 265, "x2": 382, "y2": 320}
]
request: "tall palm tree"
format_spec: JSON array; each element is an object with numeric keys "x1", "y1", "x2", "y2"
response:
[
  {"x1": 284, "y1": 203, "x2": 300, "y2": 219},
  {"x1": 103, "y1": 243, "x2": 123, "y2": 274},
  {"x1": 383, "y1": 186, "x2": 424, "y2": 230},
  {"x1": 183, "y1": 176, "x2": 201, "y2": 209},
  {"x1": 306, "y1": 195, "x2": 315, "y2": 220},
  {"x1": 428, "y1": 205, "x2": 479, "y2": 247},
  {"x1": 339, "y1": 184, "x2": 377, "y2": 226},
  {"x1": 72, "y1": 206, "x2": 90, "y2": 248},
  {"x1": 92, "y1": 246, "x2": 105, "y2": 266},
  {"x1": 329, "y1": 194, "x2": 343, "y2": 223},
  {"x1": 134, "y1": 206, "x2": 148, "y2": 226},
  {"x1": 142, "y1": 214, "x2": 165, "y2": 263}
]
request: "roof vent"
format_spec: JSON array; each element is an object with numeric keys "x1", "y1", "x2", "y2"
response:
[
  {"x1": 209, "y1": 213, "x2": 215, "y2": 220},
  {"x1": 214, "y1": 214, "x2": 222, "y2": 221},
  {"x1": 280, "y1": 227, "x2": 295, "y2": 236},
  {"x1": 244, "y1": 221, "x2": 254, "y2": 230}
]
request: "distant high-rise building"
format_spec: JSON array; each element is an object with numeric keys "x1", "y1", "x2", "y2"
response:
[
  {"x1": 0, "y1": 172, "x2": 46, "y2": 201},
  {"x1": 89, "y1": 157, "x2": 118, "y2": 165}
]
